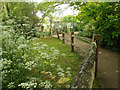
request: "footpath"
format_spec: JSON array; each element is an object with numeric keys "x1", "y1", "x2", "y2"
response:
[{"x1": 53, "y1": 32, "x2": 119, "y2": 88}]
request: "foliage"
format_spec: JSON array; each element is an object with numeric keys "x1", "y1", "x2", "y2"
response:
[
  {"x1": 71, "y1": 2, "x2": 120, "y2": 51},
  {"x1": 1, "y1": 18, "x2": 76, "y2": 89},
  {"x1": 92, "y1": 76, "x2": 102, "y2": 88},
  {"x1": 37, "y1": 2, "x2": 62, "y2": 23},
  {"x1": 35, "y1": 31, "x2": 50, "y2": 38},
  {"x1": 0, "y1": 2, "x2": 84, "y2": 89},
  {"x1": 0, "y1": 9, "x2": 83, "y2": 88},
  {"x1": 60, "y1": 15, "x2": 81, "y2": 31},
  {"x1": 78, "y1": 23, "x2": 95, "y2": 38},
  {"x1": 1, "y1": 2, "x2": 39, "y2": 28}
]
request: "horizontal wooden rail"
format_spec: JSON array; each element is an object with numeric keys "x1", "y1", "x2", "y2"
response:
[
  {"x1": 70, "y1": 42, "x2": 97, "y2": 89},
  {"x1": 54, "y1": 31, "x2": 100, "y2": 88},
  {"x1": 73, "y1": 35, "x2": 92, "y2": 42}
]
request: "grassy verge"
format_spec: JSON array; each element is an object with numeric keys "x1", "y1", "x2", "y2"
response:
[
  {"x1": 78, "y1": 38, "x2": 91, "y2": 44},
  {"x1": 37, "y1": 37, "x2": 84, "y2": 75},
  {"x1": 35, "y1": 37, "x2": 84, "y2": 88},
  {"x1": 92, "y1": 75, "x2": 103, "y2": 89},
  {"x1": 34, "y1": 37, "x2": 102, "y2": 88}
]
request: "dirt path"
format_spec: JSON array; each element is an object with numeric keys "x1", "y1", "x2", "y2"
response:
[
  {"x1": 53, "y1": 33, "x2": 119, "y2": 88},
  {"x1": 98, "y1": 48, "x2": 118, "y2": 88}
]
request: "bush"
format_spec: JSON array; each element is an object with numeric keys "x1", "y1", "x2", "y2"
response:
[{"x1": 1, "y1": 18, "x2": 72, "y2": 89}]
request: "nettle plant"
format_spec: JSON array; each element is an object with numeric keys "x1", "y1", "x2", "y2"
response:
[{"x1": 1, "y1": 17, "x2": 72, "y2": 89}]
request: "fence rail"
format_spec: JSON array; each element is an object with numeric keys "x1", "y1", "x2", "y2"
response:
[
  {"x1": 53, "y1": 29, "x2": 100, "y2": 88},
  {"x1": 73, "y1": 35, "x2": 92, "y2": 42},
  {"x1": 70, "y1": 42, "x2": 96, "y2": 88}
]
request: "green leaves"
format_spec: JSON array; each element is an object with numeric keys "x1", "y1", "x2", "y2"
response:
[{"x1": 73, "y1": 2, "x2": 120, "y2": 51}]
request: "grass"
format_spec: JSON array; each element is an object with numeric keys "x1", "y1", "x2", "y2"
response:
[
  {"x1": 37, "y1": 37, "x2": 83, "y2": 75},
  {"x1": 78, "y1": 38, "x2": 91, "y2": 44},
  {"x1": 35, "y1": 37, "x2": 84, "y2": 87},
  {"x1": 33, "y1": 37, "x2": 102, "y2": 88},
  {"x1": 92, "y1": 75, "x2": 103, "y2": 89}
]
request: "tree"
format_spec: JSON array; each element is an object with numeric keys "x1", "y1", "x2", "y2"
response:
[
  {"x1": 37, "y1": 2, "x2": 62, "y2": 23},
  {"x1": 71, "y1": 2, "x2": 120, "y2": 51},
  {"x1": 1, "y1": 2, "x2": 39, "y2": 27},
  {"x1": 60, "y1": 15, "x2": 81, "y2": 31}
]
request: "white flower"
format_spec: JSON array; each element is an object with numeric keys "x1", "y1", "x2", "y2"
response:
[
  {"x1": 41, "y1": 46, "x2": 44, "y2": 49},
  {"x1": 18, "y1": 82, "x2": 37, "y2": 88},
  {"x1": 19, "y1": 36, "x2": 25, "y2": 40},
  {"x1": 33, "y1": 47, "x2": 38, "y2": 50},
  {"x1": 50, "y1": 63, "x2": 55, "y2": 67},
  {"x1": 46, "y1": 71, "x2": 52, "y2": 76},
  {"x1": 18, "y1": 44, "x2": 27, "y2": 49},
  {"x1": 57, "y1": 67, "x2": 64, "y2": 72},
  {"x1": 30, "y1": 77, "x2": 38, "y2": 82},
  {"x1": 53, "y1": 50, "x2": 59, "y2": 55},
  {"x1": 42, "y1": 44, "x2": 48, "y2": 47},
  {"x1": 66, "y1": 71, "x2": 70, "y2": 74},
  {"x1": 57, "y1": 65, "x2": 61, "y2": 68},
  {"x1": 0, "y1": 62, "x2": 2, "y2": 70},
  {"x1": 67, "y1": 73, "x2": 72, "y2": 77},
  {"x1": 1, "y1": 58, "x2": 12, "y2": 69},
  {"x1": 27, "y1": 36, "x2": 31, "y2": 39},
  {"x1": 51, "y1": 47, "x2": 55, "y2": 51},
  {"x1": 33, "y1": 43, "x2": 40, "y2": 46},
  {"x1": 62, "y1": 53, "x2": 66, "y2": 57},
  {"x1": 58, "y1": 72, "x2": 65, "y2": 77},
  {"x1": 39, "y1": 82, "x2": 45, "y2": 87},
  {"x1": 66, "y1": 67, "x2": 71, "y2": 70},
  {"x1": 39, "y1": 80, "x2": 52, "y2": 88},
  {"x1": 44, "y1": 80, "x2": 52, "y2": 88},
  {"x1": 7, "y1": 82, "x2": 15, "y2": 88},
  {"x1": 40, "y1": 53, "x2": 50, "y2": 59},
  {"x1": 25, "y1": 61, "x2": 36, "y2": 70},
  {"x1": 66, "y1": 84, "x2": 70, "y2": 88}
]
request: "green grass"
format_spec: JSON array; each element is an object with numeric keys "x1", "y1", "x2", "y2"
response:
[
  {"x1": 92, "y1": 75, "x2": 103, "y2": 89},
  {"x1": 34, "y1": 37, "x2": 102, "y2": 88},
  {"x1": 78, "y1": 38, "x2": 91, "y2": 44},
  {"x1": 37, "y1": 37, "x2": 84, "y2": 77},
  {"x1": 33, "y1": 37, "x2": 84, "y2": 87}
]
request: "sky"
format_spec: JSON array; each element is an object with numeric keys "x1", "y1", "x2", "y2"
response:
[{"x1": 36, "y1": 4, "x2": 80, "y2": 18}]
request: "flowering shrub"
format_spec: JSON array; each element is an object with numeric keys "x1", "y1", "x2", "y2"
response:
[
  {"x1": 35, "y1": 31, "x2": 50, "y2": 38},
  {"x1": 1, "y1": 18, "x2": 72, "y2": 89}
]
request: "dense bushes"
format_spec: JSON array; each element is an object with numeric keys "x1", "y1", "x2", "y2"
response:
[
  {"x1": 72, "y1": 2, "x2": 120, "y2": 51},
  {"x1": 1, "y1": 17, "x2": 72, "y2": 89},
  {"x1": 0, "y1": 2, "x2": 75, "y2": 89}
]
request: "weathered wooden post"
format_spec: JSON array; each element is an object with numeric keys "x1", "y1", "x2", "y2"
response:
[
  {"x1": 71, "y1": 32, "x2": 74, "y2": 52},
  {"x1": 57, "y1": 29, "x2": 59, "y2": 39},
  {"x1": 50, "y1": 28, "x2": 52, "y2": 36},
  {"x1": 57, "y1": 21, "x2": 60, "y2": 39},
  {"x1": 62, "y1": 30, "x2": 65, "y2": 43},
  {"x1": 50, "y1": 19, "x2": 52, "y2": 36},
  {"x1": 92, "y1": 34, "x2": 100, "y2": 78}
]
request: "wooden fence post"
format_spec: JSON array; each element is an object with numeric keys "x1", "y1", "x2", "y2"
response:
[
  {"x1": 92, "y1": 34, "x2": 100, "y2": 78},
  {"x1": 62, "y1": 30, "x2": 65, "y2": 43},
  {"x1": 71, "y1": 32, "x2": 74, "y2": 52},
  {"x1": 50, "y1": 28, "x2": 52, "y2": 36},
  {"x1": 57, "y1": 29, "x2": 59, "y2": 39}
]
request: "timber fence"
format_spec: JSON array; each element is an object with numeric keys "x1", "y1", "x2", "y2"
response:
[
  {"x1": 70, "y1": 42, "x2": 96, "y2": 88},
  {"x1": 53, "y1": 29, "x2": 100, "y2": 88}
]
